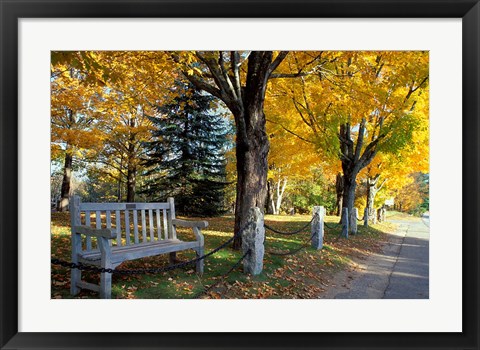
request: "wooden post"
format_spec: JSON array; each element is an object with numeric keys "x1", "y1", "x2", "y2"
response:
[
  {"x1": 311, "y1": 206, "x2": 324, "y2": 250},
  {"x1": 98, "y1": 237, "x2": 113, "y2": 299},
  {"x1": 242, "y1": 207, "x2": 264, "y2": 275},
  {"x1": 70, "y1": 195, "x2": 82, "y2": 296},
  {"x1": 193, "y1": 227, "x2": 204, "y2": 275},
  {"x1": 350, "y1": 207, "x2": 358, "y2": 235},
  {"x1": 341, "y1": 207, "x2": 349, "y2": 239},
  {"x1": 363, "y1": 207, "x2": 369, "y2": 227}
]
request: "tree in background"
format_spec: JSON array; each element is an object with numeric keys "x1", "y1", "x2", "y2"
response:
[
  {"x1": 52, "y1": 51, "x2": 178, "y2": 203},
  {"x1": 142, "y1": 81, "x2": 233, "y2": 216},
  {"x1": 287, "y1": 168, "x2": 336, "y2": 215},
  {"x1": 51, "y1": 64, "x2": 103, "y2": 211},
  {"x1": 267, "y1": 51, "x2": 429, "y2": 223},
  {"x1": 362, "y1": 141, "x2": 429, "y2": 220},
  {"x1": 265, "y1": 116, "x2": 322, "y2": 215},
  {"x1": 92, "y1": 52, "x2": 177, "y2": 202},
  {"x1": 395, "y1": 172, "x2": 429, "y2": 214}
]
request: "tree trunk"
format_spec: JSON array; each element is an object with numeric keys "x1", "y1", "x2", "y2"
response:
[
  {"x1": 341, "y1": 170, "x2": 357, "y2": 224},
  {"x1": 335, "y1": 173, "x2": 344, "y2": 216},
  {"x1": 366, "y1": 175, "x2": 386, "y2": 221},
  {"x1": 274, "y1": 178, "x2": 288, "y2": 215},
  {"x1": 58, "y1": 146, "x2": 73, "y2": 212},
  {"x1": 366, "y1": 176, "x2": 379, "y2": 219},
  {"x1": 338, "y1": 119, "x2": 377, "y2": 225},
  {"x1": 126, "y1": 156, "x2": 136, "y2": 202},
  {"x1": 233, "y1": 107, "x2": 269, "y2": 249},
  {"x1": 180, "y1": 51, "x2": 289, "y2": 250},
  {"x1": 266, "y1": 179, "x2": 274, "y2": 214},
  {"x1": 126, "y1": 118, "x2": 136, "y2": 202},
  {"x1": 117, "y1": 177, "x2": 122, "y2": 202}
]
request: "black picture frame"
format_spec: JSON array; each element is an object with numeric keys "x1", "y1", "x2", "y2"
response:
[{"x1": 1, "y1": 1, "x2": 478, "y2": 349}]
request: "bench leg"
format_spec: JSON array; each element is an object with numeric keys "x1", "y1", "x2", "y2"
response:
[
  {"x1": 169, "y1": 252, "x2": 177, "y2": 265},
  {"x1": 70, "y1": 269, "x2": 81, "y2": 296},
  {"x1": 195, "y1": 247, "x2": 204, "y2": 275},
  {"x1": 100, "y1": 265, "x2": 113, "y2": 299}
]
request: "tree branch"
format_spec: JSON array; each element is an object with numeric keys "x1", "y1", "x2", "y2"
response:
[
  {"x1": 377, "y1": 178, "x2": 388, "y2": 192},
  {"x1": 267, "y1": 51, "x2": 289, "y2": 78},
  {"x1": 182, "y1": 72, "x2": 223, "y2": 101},
  {"x1": 230, "y1": 51, "x2": 242, "y2": 102},
  {"x1": 354, "y1": 117, "x2": 366, "y2": 162},
  {"x1": 266, "y1": 118, "x2": 315, "y2": 144}
]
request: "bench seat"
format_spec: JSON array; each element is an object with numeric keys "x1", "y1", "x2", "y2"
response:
[{"x1": 78, "y1": 239, "x2": 200, "y2": 266}]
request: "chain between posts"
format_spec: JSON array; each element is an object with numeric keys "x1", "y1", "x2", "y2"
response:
[
  {"x1": 51, "y1": 225, "x2": 254, "y2": 275},
  {"x1": 264, "y1": 214, "x2": 316, "y2": 236},
  {"x1": 324, "y1": 222, "x2": 337, "y2": 229},
  {"x1": 52, "y1": 221, "x2": 256, "y2": 275},
  {"x1": 265, "y1": 233, "x2": 315, "y2": 256},
  {"x1": 193, "y1": 249, "x2": 251, "y2": 299}
]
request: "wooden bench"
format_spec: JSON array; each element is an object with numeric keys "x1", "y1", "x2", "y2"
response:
[{"x1": 69, "y1": 195, "x2": 207, "y2": 299}]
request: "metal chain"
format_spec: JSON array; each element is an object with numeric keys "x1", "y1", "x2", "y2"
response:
[
  {"x1": 265, "y1": 233, "x2": 315, "y2": 256},
  {"x1": 193, "y1": 249, "x2": 250, "y2": 299},
  {"x1": 324, "y1": 222, "x2": 338, "y2": 229},
  {"x1": 52, "y1": 222, "x2": 254, "y2": 275},
  {"x1": 264, "y1": 214, "x2": 316, "y2": 236},
  {"x1": 52, "y1": 235, "x2": 235, "y2": 275}
]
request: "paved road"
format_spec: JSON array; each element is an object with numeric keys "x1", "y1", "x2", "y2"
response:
[
  {"x1": 383, "y1": 215, "x2": 429, "y2": 298},
  {"x1": 323, "y1": 214, "x2": 429, "y2": 299}
]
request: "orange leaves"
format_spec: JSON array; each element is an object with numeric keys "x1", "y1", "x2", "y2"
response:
[{"x1": 266, "y1": 51, "x2": 429, "y2": 190}]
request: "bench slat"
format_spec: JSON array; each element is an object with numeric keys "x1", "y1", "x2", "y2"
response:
[
  {"x1": 106, "y1": 210, "x2": 111, "y2": 228},
  {"x1": 96, "y1": 211, "x2": 102, "y2": 229},
  {"x1": 163, "y1": 209, "x2": 168, "y2": 239},
  {"x1": 79, "y1": 240, "x2": 199, "y2": 264},
  {"x1": 156, "y1": 209, "x2": 161, "y2": 240},
  {"x1": 85, "y1": 210, "x2": 92, "y2": 251},
  {"x1": 141, "y1": 210, "x2": 147, "y2": 242},
  {"x1": 133, "y1": 210, "x2": 139, "y2": 244},
  {"x1": 106, "y1": 210, "x2": 112, "y2": 247},
  {"x1": 125, "y1": 210, "x2": 131, "y2": 245},
  {"x1": 80, "y1": 202, "x2": 170, "y2": 211},
  {"x1": 149, "y1": 209, "x2": 154, "y2": 241},
  {"x1": 95, "y1": 211, "x2": 102, "y2": 249},
  {"x1": 168, "y1": 198, "x2": 177, "y2": 240},
  {"x1": 115, "y1": 210, "x2": 121, "y2": 245}
]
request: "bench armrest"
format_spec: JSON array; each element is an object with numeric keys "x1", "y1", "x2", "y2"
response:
[
  {"x1": 172, "y1": 219, "x2": 206, "y2": 245},
  {"x1": 172, "y1": 219, "x2": 208, "y2": 229},
  {"x1": 72, "y1": 225, "x2": 116, "y2": 239}
]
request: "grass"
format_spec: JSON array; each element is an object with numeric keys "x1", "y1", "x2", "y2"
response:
[{"x1": 51, "y1": 211, "x2": 397, "y2": 299}]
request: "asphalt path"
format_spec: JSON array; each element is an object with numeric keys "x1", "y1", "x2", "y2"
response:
[{"x1": 322, "y1": 213, "x2": 429, "y2": 299}]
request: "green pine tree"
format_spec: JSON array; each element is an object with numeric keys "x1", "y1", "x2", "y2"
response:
[{"x1": 142, "y1": 81, "x2": 232, "y2": 216}]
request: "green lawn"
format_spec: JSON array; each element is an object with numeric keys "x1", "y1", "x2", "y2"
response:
[{"x1": 51, "y1": 211, "x2": 396, "y2": 299}]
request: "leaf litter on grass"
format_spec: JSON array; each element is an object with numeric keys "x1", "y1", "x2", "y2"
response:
[{"x1": 51, "y1": 212, "x2": 395, "y2": 299}]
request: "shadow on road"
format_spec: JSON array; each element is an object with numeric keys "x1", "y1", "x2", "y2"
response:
[{"x1": 326, "y1": 217, "x2": 429, "y2": 299}]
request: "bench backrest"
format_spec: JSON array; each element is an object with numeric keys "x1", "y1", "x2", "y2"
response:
[{"x1": 70, "y1": 195, "x2": 177, "y2": 252}]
